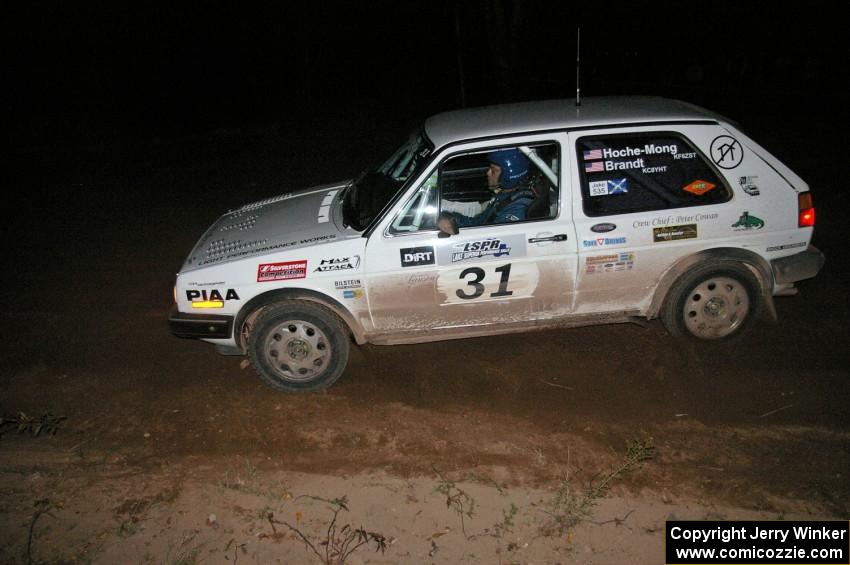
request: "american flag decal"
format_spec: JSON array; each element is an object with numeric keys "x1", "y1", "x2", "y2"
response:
[
  {"x1": 585, "y1": 161, "x2": 604, "y2": 173},
  {"x1": 583, "y1": 149, "x2": 603, "y2": 160}
]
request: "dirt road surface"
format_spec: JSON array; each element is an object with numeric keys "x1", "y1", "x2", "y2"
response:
[{"x1": 3, "y1": 112, "x2": 848, "y2": 563}]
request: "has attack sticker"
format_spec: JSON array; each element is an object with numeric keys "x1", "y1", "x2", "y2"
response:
[
  {"x1": 257, "y1": 260, "x2": 308, "y2": 282},
  {"x1": 683, "y1": 180, "x2": 716, "y2": 196},
  {"x1": 314, "y1": 255, "x2": 360, "y2": 272},
  {"x1": 732, "y1": 211, "x2": 764, "y2": 230},
  {"x1": 400, "y1": 246, "x2": 435, "y2": 267},
  {"x1": 653, "y1": 224, "x2": 698, "y2": 243}
]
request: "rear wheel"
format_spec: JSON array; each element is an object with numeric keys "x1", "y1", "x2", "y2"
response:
[
  {"x1": 662, "y1": 260, "x2": 761, "y2": 340},
  {"x1": 248, "y1": 301, "x2": 350, "y2": 392}
]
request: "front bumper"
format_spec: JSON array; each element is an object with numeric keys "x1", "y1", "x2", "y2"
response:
[
  {"x1": 771, "y1": 245, "x2": 825, "y2": 285},
  {"x1": 169, "y1": 305, "x2": 234, "y2": 339}
]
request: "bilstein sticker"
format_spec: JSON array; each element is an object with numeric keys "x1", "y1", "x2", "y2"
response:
[
  {"x1": 257, "y1": 260, "x2": 308, "y2": 282},
  {"x1": 653, "y1": 224, "x2": 698, "y2": 242},
  {"x1": 342, "y1": 289, "x2": 363, "y2": 299},
  {"x1": 334, "y1": 279, "x2": 361, "y2": 290}
]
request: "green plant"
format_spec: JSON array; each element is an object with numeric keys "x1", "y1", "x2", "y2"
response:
[
  {"x1": 267, "y1": 495, "x2": 388, "y2": 564},
  {"x1": 26, "y1": 499, "x2": 57, "y2": 565},
  {"x1": 433, "y1": 467, "x2": 476, "y2": 538},
  {"x1": 496, "y1": 503, "x2": 519, "y2": 536},
  {"x1": 1, "y1": 412, "x2": 66, "y2": 438},
  {"x1": 244, "y1": 458, "x2": 257, "y2": 479},
  {"x1": 542, "y1": 439, "x2": 654, "y2": 535},
  {"x1": 165, "y1": 533, "x2": 204, "y2": 565}
]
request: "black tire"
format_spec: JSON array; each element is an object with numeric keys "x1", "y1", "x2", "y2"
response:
[
  {"x1": 248, "y1": 300, "x2": 350, "y2": 392},
  {"x1": 661, "y1": 259, "x2": 761, "y2": 341}
]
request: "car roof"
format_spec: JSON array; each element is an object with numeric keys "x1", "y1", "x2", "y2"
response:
[{"x1": 423, "y1": 96, "x2": 726, "y2": 148}]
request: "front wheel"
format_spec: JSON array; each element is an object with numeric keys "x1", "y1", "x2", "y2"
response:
[
  {"x1": 248, "y1": 300, "x2": 350, "y2": 392},
  {"x1": 662, "y1": 261, "x2": 761, "y2": 340}
]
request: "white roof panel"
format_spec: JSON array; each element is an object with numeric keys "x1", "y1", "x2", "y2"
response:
[{"x1": 423, "y1": 96, "x2": 725, "y2": 148}]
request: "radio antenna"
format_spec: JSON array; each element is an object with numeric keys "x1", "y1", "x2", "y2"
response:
[{"x1": 575, "y1": 26, "x2": 581, "y2": 107}]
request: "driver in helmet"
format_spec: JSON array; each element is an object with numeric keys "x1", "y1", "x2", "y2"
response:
[{"x1": 438, "y1": 148, "x2": 537, "y2": 231}]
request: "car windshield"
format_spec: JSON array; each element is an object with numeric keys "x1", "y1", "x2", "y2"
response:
[{"x1": 342, "y1": 130, "x2": 433, "y2": 231}]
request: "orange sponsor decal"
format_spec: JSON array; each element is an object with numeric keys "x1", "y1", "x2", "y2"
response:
[{"x1": 683, "y1": 180, "x2": 716, "y2": 196}]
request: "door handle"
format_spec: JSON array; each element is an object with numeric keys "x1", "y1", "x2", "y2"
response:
[{"x1": 528, "y1": 234, "x2": 568, "y2": 243}]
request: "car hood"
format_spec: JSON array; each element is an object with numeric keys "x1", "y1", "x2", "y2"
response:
[{"x1": 180, "y1": 180, "x2": 351, "y2": 273}]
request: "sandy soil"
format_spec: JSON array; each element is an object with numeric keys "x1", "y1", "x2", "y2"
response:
[{"x1": 2, "y1": 113, "x2": 848, "y2": 563}]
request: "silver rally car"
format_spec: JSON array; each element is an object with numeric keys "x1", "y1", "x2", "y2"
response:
[{"x1": 169, "y1": 97, "x2": 824, "y2": 392}]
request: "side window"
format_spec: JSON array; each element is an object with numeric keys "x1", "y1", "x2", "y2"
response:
[
  {"x1": 389, "y1": 169, "x2": 439, "y2": 233},
  {"x1": 439, "y1": 142, "x2": 560, "y2": 228},
  {"x1": 577, "y1": 132, "x2": 731, "y2": 217},
  {"x1": 389, "y1": 141, "x2": 560, "y2": 234}
]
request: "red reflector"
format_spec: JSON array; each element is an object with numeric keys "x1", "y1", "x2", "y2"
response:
[{"x1": 798, "y1": 192, "x2": 815, "y2": 227}]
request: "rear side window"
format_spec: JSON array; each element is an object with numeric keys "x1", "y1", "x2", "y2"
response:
[{"x1": 577, "y1": 132, "x2": 731, "y2": 217}]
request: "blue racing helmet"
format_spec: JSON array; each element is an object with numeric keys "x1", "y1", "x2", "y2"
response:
[{"x1": 487, "y1": 149, "x2": 530, "y2": 188}]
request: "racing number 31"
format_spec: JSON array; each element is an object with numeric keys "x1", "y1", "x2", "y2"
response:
[{"x1": 456, "y1": 263, "x2": 513, "y2": 300}]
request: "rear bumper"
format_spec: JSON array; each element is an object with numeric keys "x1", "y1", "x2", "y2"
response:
[
  {"x1": 771, "y1": 245, "x2": 825, "y2": 285},
  {"x1": 168, "y1": 305, "x2": 234, "y2": 339}
]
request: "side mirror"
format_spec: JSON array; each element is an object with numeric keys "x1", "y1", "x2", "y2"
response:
[{"x1": 437, "y1": 212, "x2": 459, "y2": 238}]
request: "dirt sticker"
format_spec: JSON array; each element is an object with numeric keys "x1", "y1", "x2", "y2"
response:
[{"x1": 400, "y1": 246, "x2": 435, "y2": 267}]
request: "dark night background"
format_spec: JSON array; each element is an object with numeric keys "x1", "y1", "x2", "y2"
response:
[
  {"x1": 8, "y1": 2, "x2": 848, "y2": 148},
  {"x1": 2, "y1": 5, "x2": 850, "y2": 554}
]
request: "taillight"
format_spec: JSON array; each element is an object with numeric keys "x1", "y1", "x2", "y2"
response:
[{"x1": 798, "y1": 192, "x2": 815, "y2": 227}]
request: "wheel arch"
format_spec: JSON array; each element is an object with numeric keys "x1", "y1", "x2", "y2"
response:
[
  {"x1": 647, "y1": 247, "x2": 777, "y2": 320},
  {"x1": 234, "y1": 288, "x2": 367, "y2": 352}
]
